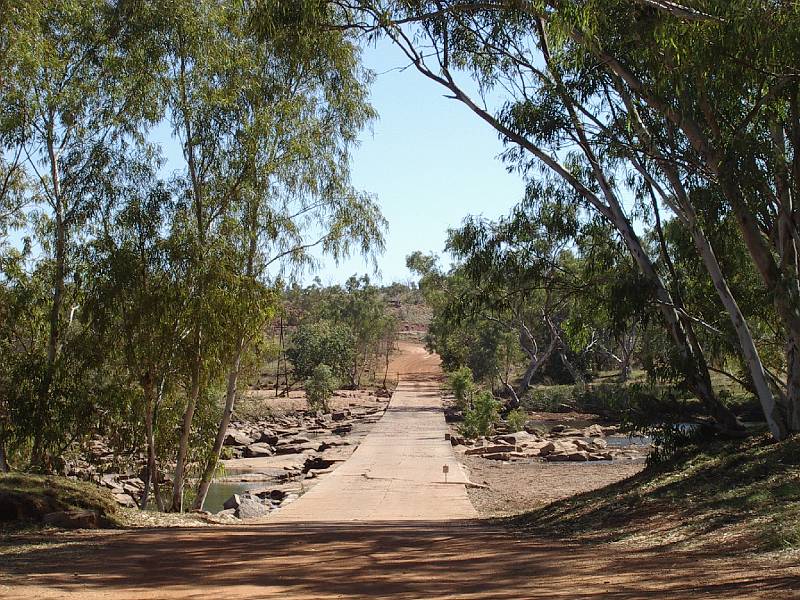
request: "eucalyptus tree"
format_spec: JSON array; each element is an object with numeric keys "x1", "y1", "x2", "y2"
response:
[
  {"x1": 168, "y1": 1, "x2": 385, "y2": 511},
  {"x1": 1, "y1": 0, "x2": 162, "y2": 467},
  {"x1": 354, "y1": 0, "x2": 796, "y2": 435},
  {"x1": 407, "y1": 251, "x2": 524, "y2": 389}
]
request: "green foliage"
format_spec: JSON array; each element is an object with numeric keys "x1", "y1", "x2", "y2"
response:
[
  {"x1": 0, "y1": 0, "x2": 385, "y2": 504},
  {"x1": 448, "y1": 366, "x2": 475, "y2": 411},
  {"x1": 287, "y1": 322, "x2": 355, "y2": 383},
  {"x1": 459, "y1": 391, "x2": 501, "y2": 439},
  {"x1": 283, "y1": 277, "x2": 399, "y2": 388},
  {"x1": 505, "y1": 408, "x2": 527, "y2": 433},
  {"x1": 305, "y1": 364, "x2": 337, "y2": 413}
]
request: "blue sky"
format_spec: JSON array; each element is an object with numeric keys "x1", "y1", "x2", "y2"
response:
[
  {"x1": 315, "y1": 38, "x2": 525, "y2": 285},
  {"x1": 114, "y1": 38, "x2": 527, "y2": 287}
]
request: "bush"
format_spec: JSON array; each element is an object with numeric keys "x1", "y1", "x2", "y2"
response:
[
  {"x1": 505, "y1": 408, "x2": 527, "y2": 432},
  {"x1": 287, "y1": 322, "x2": 354, "y2": 383},
  {"x1": 448, "y1": 366, "x2": 475, "y2": 411},
  {"x1": 305, "y1": 364, "x2": 337, "y2": 412},
  {"x1": 459, "y1": 391, "x2": 501, "y2": 438}
]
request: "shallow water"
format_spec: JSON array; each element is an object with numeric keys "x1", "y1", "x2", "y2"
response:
[{"x1": 203, "y1": 481, "x2": 261, "y2": 513}]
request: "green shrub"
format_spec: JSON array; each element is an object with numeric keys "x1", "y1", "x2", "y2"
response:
[
  {"x1": 448, "y1": 366, "x2": 475, "y2": 410},
  {"x1": 505, "y1": 408, "x2": 527, "y2": 432},
  {"x1": 459, "y1": 391, "x2": 501, "y2": 438},
  {"x1": 287, "y1": 322, "x2": 354, "y2": 382},
  {"x1": 305, "y1": 364, "x2": 337, "y2": 412}
]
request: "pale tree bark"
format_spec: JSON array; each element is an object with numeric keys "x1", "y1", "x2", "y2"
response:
[
  {"x1": 384, "y1": 23, "x2": 742, "y2": 431},
  {"x1": 615, "y1": 82, "x2": 789, "y2": 438},
  {"x1": 32, "y1": 115, "x2": 67, "y2": 469},
  {"x1": 193, "y1": 339, "x2": 244, "y2": 511}
]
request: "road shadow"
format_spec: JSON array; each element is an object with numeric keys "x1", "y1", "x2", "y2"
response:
[{"x1": 3, "y1": 520, "x2": 797, "y2": 599}]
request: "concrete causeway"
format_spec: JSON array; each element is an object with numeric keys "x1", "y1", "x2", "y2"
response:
[{"x1": 269, "y1": 370, "x2": 477, "y2": 522}]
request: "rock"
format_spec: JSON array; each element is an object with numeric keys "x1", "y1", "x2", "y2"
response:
[
  {"x1": 567, "y1": 451, "x2": 590, "y2": 462},
  {"x1": 376, "y1": 388, "x2": 391, "y2": 398},
  {"x1": 589, "y1": 452, "x2": 613, "y2": 461},
  {"x1": 482, "y1": 452, "x2": 511, "y2": 461},
  {"x1": 449, "y1": 434, "x2": 465, "y2": 447},
  {"x1": 544, "y1": 452, "x2": 571, "y2": 462},
  {"x1": 223, "y1": 494, "x2": 241, "y2": 511},
  {"x1": 275, "y1": 441, "x2": 321, "y2": 455},
  {"x1": 591, "y1": 438, "x2": 608, "y2": 449},
  {"x1": 121, "y1": 482, "x2": 142, "y2": 495},
  {"x1": 258, "y1": 430, "x2": 279, "y2": 445},
  {"x1": 464, "y1": 444, "x2": 517, "y2": 456},
  {"x1": 43, "y1": 509, "x2": 100, "y2": 529},
  {"x1": 100, "y1": 474, "x2": 123, "y2": 493},
  {"x1": 236, "y1": 496, "x2": 271, "y2": 520},
  {"x1": 550, "y1": 426, "x2": 584, "y2": 437},
  {"x1": 113, "y1": 493, "x2": 137, "y2": 508},
  {"x1": 214, "y1": 508, "x2": 239, "y2": 522},
  {"x1": 224, "y1": 430, "x2": 254, "y2": 447},
  {"x1": 536, "y1": 441, "x2": 557, "y2": 456},
  {"x1": 574, "y1": 439, "x2": 593, "y2": 452},
  {"x1": 254, "y1": 489, "x2": 288, "y2": 503},
  {"x1": 277, "y1": 436, "x2": 312, "y2": 446},
  {"x1": 583, "y1": 424, "x2": 605, "y2": 437},
  {"x1": 332, "y1": 424, "x2": 352, "y2": 435},
  {"x1": 496, "y1": 431, "x2": 540, "y2": 446},
  {"x1": 244, "y1": 443, "x2": 274, "y2": 458},
  {"x1": 331, "y1": 410, "x2": 351, "y2": 422},
  {"x1": 523, "y1": 421, "x2": 542, "y2": 435}
]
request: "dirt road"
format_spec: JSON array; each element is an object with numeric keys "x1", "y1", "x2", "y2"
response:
[{"x1": 2, "y1": 341, "x2": 798, "y2": 599}]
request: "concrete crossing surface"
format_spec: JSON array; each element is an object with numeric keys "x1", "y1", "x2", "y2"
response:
[{"x1": 270, "y1": 364, "x2": 477, "y2": 521}]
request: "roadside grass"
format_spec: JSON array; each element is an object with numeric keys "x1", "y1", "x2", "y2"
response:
[
  {"x1": 0, "y1": 473, "x2": 121, "y2": 530},
  {"x1": 506, "y1": 433, "x2": 800, "y2": 553}
]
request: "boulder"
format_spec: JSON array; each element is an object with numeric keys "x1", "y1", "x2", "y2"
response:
[
  {"x1": 258, "y1": 430, "x2": 279, "y2": 445},
  {"x1": 589, "y1": 452, "x2": 613, "y2": 461},
  {"x1": 214, "y1": 508, "x2": 239, "y2": 522},
  {"x1": 583, "y1": 424, "x2": 605, "y2": 437},
  {"x1": 536, "y1": 441, "x2": 557, "y2": 456},
  {"x1": 100, "y1": 474, "x2": 123, "y2": 493},
  {"x1": 223, "y1": 494, "x2": 241, "y2": 511},
  {"x1": 449, "y1": 434, "x2": 465, "y2": 447},
  {"x1": 254, "y1": 489, "x2": 288, "y2": 503},
  {"x1": 236, "y1": 496, "x2": 271, "y2": 520},
  {"x1": 275, "y1": 441, "x2": 321, "y2": 455},
  {"x1": 223, "y1": 430, "x2": 254, "y2": 447},
  {"x1": 113, "y1": 493, "x2": 137, "y2": 508},
  {"x1": 43, "y1": 509, "x2": 100, "y2": 529},
  {"x1": 544, "y1": 452, "x2": 571, "y2": 462},
  {"x1": 244, "y1": 443, "x2": 274, "y2": 458},
  {"x1": 591, "y1": 438, "x2": 608, "y2": 449},
  {"x1": 551, "y1": 427, "x2": 584, "y2": 437},
  {"x1": 331, "y1": 410, "x2": 351, "y2": 422}
]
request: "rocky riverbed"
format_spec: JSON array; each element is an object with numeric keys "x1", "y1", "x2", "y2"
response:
[
  {"x1": 449, "y1": 410, "x2": 651, "y2": 517},
  {"x1": 61, "y1": 389, "x2": 391, "y2": 521}
]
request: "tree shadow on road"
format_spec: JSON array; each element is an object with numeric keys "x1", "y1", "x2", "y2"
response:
[{"x1": 3, "y1": 520, "x2": 797, "y2": 599}]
